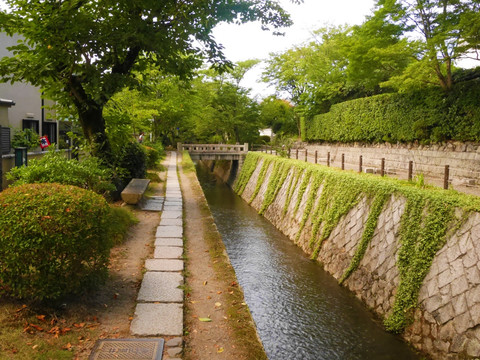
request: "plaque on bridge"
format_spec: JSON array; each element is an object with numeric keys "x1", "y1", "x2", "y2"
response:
[{"x1": 89, "y1": 338, "x2": 164, "y2": 360}]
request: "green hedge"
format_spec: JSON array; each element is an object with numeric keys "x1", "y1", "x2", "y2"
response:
[
  {"x1": 306, "y1": 80, "x2": 480, "y2": 143},
  {"x1": 6, "y1": 151, "x2": 114, "y2": 195},
  {"x1": 0, "y1": 183, "x2": 113, "y2": 301},
  {"x1": 236, "y1": 152, "x2": 480, "y2": 333}
]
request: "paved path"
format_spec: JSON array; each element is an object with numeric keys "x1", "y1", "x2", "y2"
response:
[{"x1": 130, "y1": 152, "x2": 184, "y2": 359}]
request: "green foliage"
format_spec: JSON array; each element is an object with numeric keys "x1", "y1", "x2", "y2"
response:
[
  {"x1": 339, "y1": 193, "x2": 389, "y2": 284},
  {"x1": 11, "y1": 128, "x2": 39, "y2": 150},
  {"x1": 258, "y1": 96, "x2": 296, "y2": 135},
  {"x1": 233, "y1": 153, "x2": 260, "y2": 196},
  {"x1": 142, "y1": 145, "x2": 161, "y2": 169},
  {"x1": 182, "y1": 150, "x2": 196, "y2": 173},
  {"x1": 113, "y1": 142, "x2": 147, "y2": 189},
  {"x1": 106, "y1": 206, "x2": 138, "y2": 246},
  {"x1": 306, "y1": 80, "x2": 480, "y2": 143},
  {"x1": 6, "y1": 150, "x2": 115, "y2": 195},
  {"x1": 300, "y1": 116, "x2": 306, "y2": 142},
  {"x1": 0, "y1": 183, "x2": 114, "y2": 301},
  {"x1": 236, "y1": 152, "x2": 480, "y2": 334},
  {"x1": 248, "y1": 158, "x2": 272, "y2": 204},
  {"x1": 259, "y1": 161, "x2": 292, "y2": 215}
]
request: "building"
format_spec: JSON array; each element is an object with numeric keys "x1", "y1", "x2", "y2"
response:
[{"x1": 0, "y1": 33, "x2": 58, "y2": 153}]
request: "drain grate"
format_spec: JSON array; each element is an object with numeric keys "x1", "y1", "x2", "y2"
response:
[{"x1": 89, "y1": 338, "x2": 164, "y2": 360}]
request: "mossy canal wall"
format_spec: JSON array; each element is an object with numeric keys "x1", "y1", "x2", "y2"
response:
[{"x1": 228, "y1": 152, "x2": 480, "y2": 360}]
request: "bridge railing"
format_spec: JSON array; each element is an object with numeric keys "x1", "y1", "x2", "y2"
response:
[{"x1": 177, "y1": 143, "x2": 248, "y2": 153}]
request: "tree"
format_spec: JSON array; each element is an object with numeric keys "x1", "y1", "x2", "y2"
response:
[
  {"x1": 376, "y1": 0, "x2": 480, "y2": 91},
  {"x1": 0, "y1": 0, "x2": 294, "y2": 162},
  {"x1": 192, "y1": 74, "x2": 261, "y2": 144},
  {"x1": 258, "y1": 96, "x2": 296, "y2": 135}
]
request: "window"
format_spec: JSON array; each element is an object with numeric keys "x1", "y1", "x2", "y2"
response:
[
  {"x1": 42, "y1": 122, "x2": 57, "y2": 144},
  {"x1": 22, "y1": 119, "x2": 39, "y2": 134}
]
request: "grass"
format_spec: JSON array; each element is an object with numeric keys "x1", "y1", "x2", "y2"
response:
[{"x1": 0, "y1": 301, "x2": 101, "y2": 359}]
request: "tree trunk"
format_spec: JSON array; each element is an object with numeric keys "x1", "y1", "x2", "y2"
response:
[
  {"x1": 68, "y1": 77, "x2": 113, "y2": 165},
  {"x1": 72, "y1": 97, "x2": 113, "y2": 165}
]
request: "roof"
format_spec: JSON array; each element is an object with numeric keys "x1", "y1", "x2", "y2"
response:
[{"x1": 0, "y1": 98, "x2": 15, "y2": 107}]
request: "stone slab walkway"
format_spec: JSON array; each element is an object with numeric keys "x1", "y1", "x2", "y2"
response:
[{"x1": 130, "y1": 152, "x2": 184, "y2": 350}]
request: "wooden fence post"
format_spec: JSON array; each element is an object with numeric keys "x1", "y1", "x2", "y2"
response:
[
  {"x1": 327, "y1": 152, "x2": 330, "y2": 167},
  {"x1": 305, "y1": 149, "x2": 308, "y2": 162},
  {"x1": 359, "y1": 155, "x2": 363, "y2": 173},
  {"x1": 444, "y1": 165, "x2": 450, "y2": 189},
  {"x1": 296, "y1": 149, "x2": 298, "y2": 160},
  {"x1": 341, "y1": 153, "x2": 345, "y2": 170},
  {"x1": 408, "y1": 161, "x2": 413, "y2": 181},
  {"x1": 381, "y1": 158, "x2": 385, "y2": 177},
  {"x1": 315, "y1": 150, "x2": 318, "y2": 164},
  {"x1": 288, "y1": 148, "x2": 291, "y2": 158}
]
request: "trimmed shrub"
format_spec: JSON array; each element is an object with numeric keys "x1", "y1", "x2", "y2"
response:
[
  {"x1": 113, "y1": 141, "x2": 147, "y2": 190},
  {"x1": 6, "y1": 151, "x2": 115, "y2": 195},
  {"x1": 0, "y1": 183, "x2": 113, "y2": 301},
  {"x1": 306, "y1": 80, "x2": 480, "y2": 143}
]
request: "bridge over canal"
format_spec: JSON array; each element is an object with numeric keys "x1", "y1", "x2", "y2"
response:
[{"x1": 177, "y1": 143, "x2": 248, "y2": 164}]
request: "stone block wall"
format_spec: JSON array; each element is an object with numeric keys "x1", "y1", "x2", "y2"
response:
[
  {"x1": 303, "y1": 142, "x2": 480, "y2": 190},
  {"x1": 237, "y1": 155, "x2": 480, "y2": 359}
]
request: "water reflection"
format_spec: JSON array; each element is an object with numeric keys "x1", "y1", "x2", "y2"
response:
[{"x1": 197, "y1": 164, "x2": 419, "y2": 360}]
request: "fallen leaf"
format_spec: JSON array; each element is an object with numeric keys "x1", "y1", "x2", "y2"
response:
[
  {"x1": 207, "y1": 296, "x2": 211, "y2": 300},
  {"x1": 16, "y1": 305, "x2": 27, "y2": 312},
  {"x1": 73, "y1": 323, "x2": 85, "y2": 328},
  {"x1": 217, "y1": 291, "x2": 222, "y2": 294},
  {"x1": 215, "y1": 302, "x2": 222, "y2": 308},
  {"x1": 36, "y1": 315, "x2": 46, "y2": 322},
  {"x1": 217, "y1": 347, "x2": 225, "y2": 353},
  {"x1": 32, "y1": 345, "x2": 38, "y2": 350},
  {"x1": 199, "y1": 317, "x2": 212, "y2": 322},
  {"x1": 203, "y1": 281, "x2": 208, "y2": 286},
  {"x1": 30, "y1": 324, "x2": 44, "y2": 331}
]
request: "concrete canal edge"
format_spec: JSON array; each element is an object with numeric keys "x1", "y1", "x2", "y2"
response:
[{"x1": 208, "y1": 153, "x2": 480, "y2": 360}]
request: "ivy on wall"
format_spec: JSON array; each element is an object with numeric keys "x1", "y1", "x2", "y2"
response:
[{"x1": 234, "y1": 152, "x2": 480, "y2": 334}]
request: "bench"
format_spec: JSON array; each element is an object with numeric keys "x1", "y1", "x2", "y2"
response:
[{"x1": 121, "y1": 178, "x2": 150, "y2": 205}]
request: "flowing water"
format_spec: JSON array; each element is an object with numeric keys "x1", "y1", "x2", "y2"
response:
[{"x1": 196, "y1": 164, "x2": 420, "y2": 360}]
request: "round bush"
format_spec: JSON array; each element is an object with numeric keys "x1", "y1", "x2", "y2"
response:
[{"x1": 0, "y1": 183, "x2": 113, "y2": 301}]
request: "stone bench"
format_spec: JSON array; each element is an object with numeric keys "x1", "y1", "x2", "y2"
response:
[{"x1": 121, "y1": 178, "x2": 150, "y2": 205}]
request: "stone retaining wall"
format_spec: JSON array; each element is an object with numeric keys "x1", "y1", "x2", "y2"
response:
[
  {"x1": 303, "y1": 142, "x2": 480, "y2": 187},
  {"x1": 236, "y1": 155, "x2": 480, "y2": 359}
]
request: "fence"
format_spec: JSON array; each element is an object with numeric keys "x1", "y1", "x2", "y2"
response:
[{"x1": 258, "y1": 146, "x2": 478, "y2": 195}]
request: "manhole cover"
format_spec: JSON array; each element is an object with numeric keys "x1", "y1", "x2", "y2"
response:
[{"x1": 89, "y1": 338, "x2": 164, "y2": 360}]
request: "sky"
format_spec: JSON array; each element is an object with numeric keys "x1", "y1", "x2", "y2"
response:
[{"x1": 211, "y1": 0, "x2": 376, "y2": 99}]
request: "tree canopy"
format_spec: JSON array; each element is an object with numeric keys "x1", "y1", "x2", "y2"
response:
[
  {"x1": 0, "y1": 0, "x2": 295, "y2": 160},
  {"x1": 262, "y1": 0, "x2": 480, "y2": 118}
]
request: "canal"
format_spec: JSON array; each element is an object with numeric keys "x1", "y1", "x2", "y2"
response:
[{"x1": 196, "y1": 164, "x2": 421, "y2": 360}]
